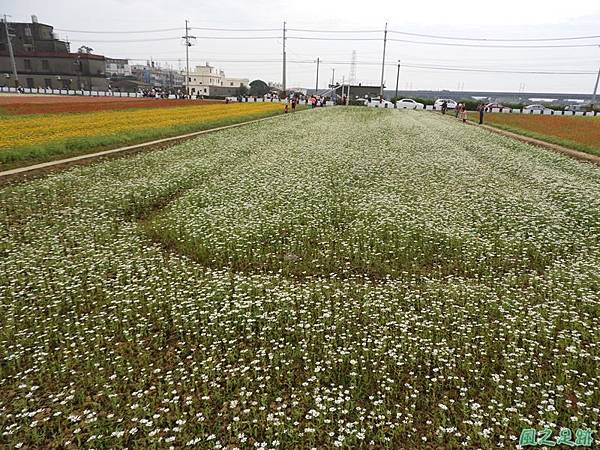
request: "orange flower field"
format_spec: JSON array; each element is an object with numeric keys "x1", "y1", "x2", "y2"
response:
[
  {"x1": 0, "y1": 96, "x2": 219, "y2": 115},
  {"x1": 479, "y1": 113, "x2": 600, "y2": 156}
]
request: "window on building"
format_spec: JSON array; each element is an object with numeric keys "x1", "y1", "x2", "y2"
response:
[
  {"x1": 230, "y1": 82, "x2": 233, "y2": 86},
  {"x1": 24, "y1": 59, "x2": 32, "y2": 70},
  {"x1": 42, "y1": 60, "x2": 50, "y2": 71},
  {"x1": 26, "y1": 78, "x2": 34, "y2": 88}
]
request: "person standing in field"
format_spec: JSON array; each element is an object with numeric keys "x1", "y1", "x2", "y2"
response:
[
  {"x1": 460, "y1": 104, "x2": 468, "y2": 123},
  {"x1": 455, "y1": 103, "x2": 462, "y2": 118},
  {"x1": 441, "y1": 100, "x2": 448, "y2": 115},
  {"x1": 478, "y1": 103, "x2": 485, "y2": 125}
]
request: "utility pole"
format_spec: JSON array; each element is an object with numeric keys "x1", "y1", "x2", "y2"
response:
[
  {"x1": 182, "y1": 20, "x2": 196, "y2": 98},
  {"x1": 592, "y1": 66, "x2": 600, "y2": 108},
  {"x1": 3, "y1": 15, "x2": 18, "y2": 88},
  {"x1": 592, "y1": 46, "x2": 600, "y2": 108},
  {"x1": 395, "y1": 60, "x2": 401, "y2": 98},
  {"x1": 347, "y1": 83, "x2": 351, "y2": 106},
  {"x1": 282, "y1": 21, "x2": 287, "y2": 96},
  {"x1": 315, "y1": 57, "x2": 320, "y2": 94},
  {"x1": 331, "y1": 68, "x2": 335, "y2": 87},
  {"x1": 379, "y1": 22, "x2": 387, "y2": 99}
]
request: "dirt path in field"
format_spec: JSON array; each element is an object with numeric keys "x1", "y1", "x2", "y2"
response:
[
  {"x1": 475, "y1": 123, "x2": 600, "y2": 165},
  {"x1": 0, "y1": 114, "x2": 285, "y2": 185}
]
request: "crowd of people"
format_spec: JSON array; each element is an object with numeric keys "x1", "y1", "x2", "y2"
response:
[
  {"x1": 137, "y1": 87, "x2": 185, "y2": 99},
  {"x1": 282, "y1": 94, "x2": 331, "y2": 113},
  {"x1": 440, "y1": 100, "x2": 486, "y2": 125}
]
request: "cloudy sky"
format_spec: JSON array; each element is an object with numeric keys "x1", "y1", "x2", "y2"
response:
[{"x1": 9, "y1": 0, "x2": 600, "y2": 94}]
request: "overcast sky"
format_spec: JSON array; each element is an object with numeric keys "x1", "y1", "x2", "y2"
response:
[{"x1": 8, "y1": 0, "x2": 600, "y2": 94}]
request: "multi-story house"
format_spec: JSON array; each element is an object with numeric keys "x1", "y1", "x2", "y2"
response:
[
  {"x1": 187, "y1": 63, "x2": 249, "y2": 97},
  {"x1": 0, "y1": 15, "x2": 108, "y2": 90}
]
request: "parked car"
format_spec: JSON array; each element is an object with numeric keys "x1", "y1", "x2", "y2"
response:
[
  {"x1": 368, "y1": 99, "x2": 395, "y2": 108},
  {"x1": 396, "y1": 98, "x2": 425, "y2": 109},
  {"x1": 434, "y1": 98, "x2": 457, "y2": 110},
  {"x1": 523, "y1": 104, "x2": 548, "y2": 112},
  {"x1": 564, "y1": 104, "x2": 592, "y2": 112},
  {"x1": 484, "y1": 103, "x2": 505, "y2": 111}
]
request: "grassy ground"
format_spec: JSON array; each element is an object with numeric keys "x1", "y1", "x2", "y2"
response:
[
  {"x1": 0, "y1": 108, "x2": 598, "y2": 449},
  {"x1": 470, "y1": 112, "x2": 600, "y2": 157},
  {"x1": 0, "y1": 102, "x2": 287, "y2": 170}
]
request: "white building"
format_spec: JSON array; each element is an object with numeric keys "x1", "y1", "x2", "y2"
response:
[
  {"x1": 187, "y1": 63, "x2": 249, "y2": 97},
  {"x1": 105, "y1": 58, "x2": 132, "y2": 78},
  {"x1": 130, "y1": 63, "x2": 184, "y2": 89}
]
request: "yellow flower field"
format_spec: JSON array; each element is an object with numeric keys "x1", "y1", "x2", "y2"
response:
[{"x1": 0, "y1": 102, "x2": 283, "y2": 150}]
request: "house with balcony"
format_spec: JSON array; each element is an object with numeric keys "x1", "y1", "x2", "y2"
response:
[{"x1": 187, "y1": 63, "x2": 249, "y2": 97}]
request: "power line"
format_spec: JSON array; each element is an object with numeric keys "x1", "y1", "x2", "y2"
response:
[
  {"x1": 287, "y1": 28, "x2": 381, "y2": 33},
  {"x1": 388, "y1": 29, "x2": 600, "y2": 42},
  {"x1": 191, "y1": 35, "x2": 280, "y2": 39},
  {"x1": 54, "y1": 26, "x2": 280, "y2": 33},
  {"x1": 55, "y1": 27, "x2": 181, "y2": 34},
  {"x1": 69, "y1": 37, "x2": 182, "y2": 43},
  {"x1": 70, "y1": 36, "x2": 280, "y2": 43},
  {"x1": 284, "y1": 35, "x2": 600, "y2": 47},
  {"x1": 191, "y1": 26, "x2": 280, "y2": 32},
  {"x1": 401, "y1": 64, "x2": 597, "y2": 75},
  {"x1": 387, "y1": 38, "x2": 600, "y2": 48},
  {"x1": 287, "y1": 36, "x2": 380, "y2": 41},
  {"x1": 125, "y1": 57, "x2": 597, "y2": 74},
  {"x1": 55, "y1": 25, "x2": 600, "y2": 43}
]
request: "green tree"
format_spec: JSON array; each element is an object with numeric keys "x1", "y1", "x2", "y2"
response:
[
  {"x1": 236, "y1": 84, "x2": 249, "y2": 97},
  {"x1": 78, "y1": 45, "x2": 93, "y2": 54},
  {"x1": 249, "y1": 80, "x2": 269, "y2": 97}
]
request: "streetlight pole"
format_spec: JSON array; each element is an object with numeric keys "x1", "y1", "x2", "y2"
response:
[
  {"x1": 315, "y1": 57, "x2": 320, "y2": 94},
  {"x1": 379, "y1": 22, "x2": 388, "y2": 99},
  {"x1": 592, "y1": 46, "x2": 600, "y2": 108},
  {"x1": 592, "y1": 66, "x2": 600, "y2": 108},
  {"x1": 395, "y1": 60, "x2": 401, "y2": 99},
  {"x1": 282, "y1": 21, "x2": 287, "y2": 96},
  {"x1": 2, "y1": 14, "x2": 18, "y2": 88}
]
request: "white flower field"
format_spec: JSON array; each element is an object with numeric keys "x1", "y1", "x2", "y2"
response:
[{"x1": 1, "y1": 108, "x2": 598, "y2": 448}]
